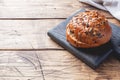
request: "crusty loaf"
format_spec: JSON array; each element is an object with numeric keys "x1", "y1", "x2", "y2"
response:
[{"x1": 66, "y1": 10, "x2": 112, "y2": 48}]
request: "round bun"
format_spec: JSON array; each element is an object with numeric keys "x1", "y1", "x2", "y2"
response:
[{"x1": 66, "y1": 10, "x2": 112, "y2": 48}]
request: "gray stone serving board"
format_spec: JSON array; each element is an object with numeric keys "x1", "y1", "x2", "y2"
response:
[{"x1": 47, "y1": 8, "x2": 120, "y2": 69}]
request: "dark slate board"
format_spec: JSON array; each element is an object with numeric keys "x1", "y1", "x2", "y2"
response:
[
  {"x1": 110, "y1": 23, "x2": 120, "y2": 60},
  {"x1": 47, "y1": 9, "x2": 113, "y2": 69}
]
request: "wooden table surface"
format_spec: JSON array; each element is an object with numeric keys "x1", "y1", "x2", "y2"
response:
[{"x1": 0, "y1": 0, "x2": 119, "y2": 80}]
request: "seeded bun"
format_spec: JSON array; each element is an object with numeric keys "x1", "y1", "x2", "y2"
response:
[{"x1": 66, "y1": 10, "x2": 112, "y2": 48}]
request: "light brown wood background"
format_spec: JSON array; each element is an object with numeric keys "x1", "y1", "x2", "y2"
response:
[{"x1": 0, "y1": 0, "x2": 119, "y2": 80}]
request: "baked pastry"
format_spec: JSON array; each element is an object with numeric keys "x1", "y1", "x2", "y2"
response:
[{"x1": 66, "y1": 10, "x2": 112, "y2": 48}]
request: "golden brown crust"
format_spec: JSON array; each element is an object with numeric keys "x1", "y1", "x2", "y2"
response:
[{"x1": 66, "y1": 10, "x2": 112, "y2": 48}]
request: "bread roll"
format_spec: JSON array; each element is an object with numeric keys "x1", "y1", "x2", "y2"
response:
[{"x1": 66, "y1": 10, "x2": 112, "y2": 48}]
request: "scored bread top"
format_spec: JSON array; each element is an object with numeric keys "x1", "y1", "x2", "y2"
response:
[{"x1": 66, "y1": 10, "x2": 112, "y2": 48}]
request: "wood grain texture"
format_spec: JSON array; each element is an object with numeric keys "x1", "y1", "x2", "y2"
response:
[
  {"x1": 0, "y1": 51, "x2": 119, "y2": 80},
  {"x1": 0, "y1": 0, "x2": 114, "y2": 19},
  {"x1": 36, "y1": 51, "x2": 120, "y2": 80},
  {"x1": 0, "y1": 19, "x2": 119, "y2": 49},
  {"x1": 0, "y1": 0, "x2": 80, "y2": 18},
  {"x1": 0, "y1": 51, "x2": 42, "y2": 80},
  {"x1": 0, "y1": 20, "x2": 64, "y2": 49}
]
